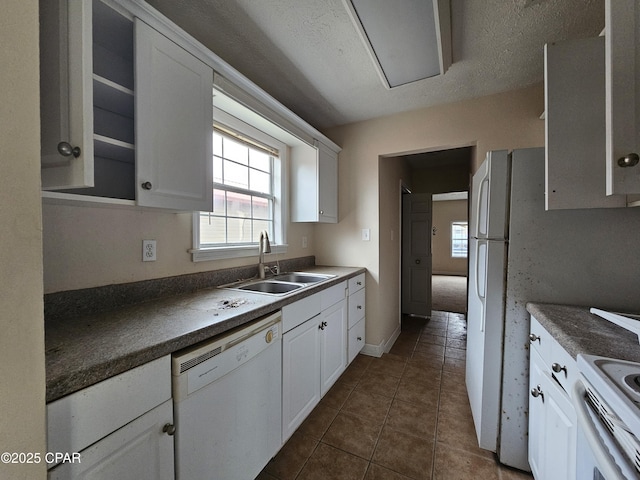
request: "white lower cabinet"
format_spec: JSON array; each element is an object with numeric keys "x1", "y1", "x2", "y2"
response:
[
  {"x1": 528, "y1": 317, "x2": 577, "y2": 480},
  {"x1": 282, "y1": 313, "x2": 322, "y2": 441},
  {"x1": 48, "y1": 400, "x2": 174, "y2": 480},
  {"x1": 46, "y1": 355, "x2": 174, "y2": 480},
  {"x1": 281, "y1": 281, "x2": 348, "y2": 441},
  {"x1": 320, "y1": 298, "x2": 348, "y2": 396}
]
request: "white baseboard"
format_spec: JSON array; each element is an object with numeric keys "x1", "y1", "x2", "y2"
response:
[{"x1": 360, "y1": 323, "x2": 402, "y2": 358}]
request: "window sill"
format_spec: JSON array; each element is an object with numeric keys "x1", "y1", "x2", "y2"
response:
[{"x1": 190, "y1": 244, "x2": 288, "y2": 262}]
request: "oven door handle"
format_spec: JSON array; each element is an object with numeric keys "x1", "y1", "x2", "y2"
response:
[{"x1": 572, "y1": 380, "x2": 626, "y2": 480}]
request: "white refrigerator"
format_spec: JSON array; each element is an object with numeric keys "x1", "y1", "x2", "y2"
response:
[{"x1": 466, "y1": 147, "x2": 640, "y2": 471}]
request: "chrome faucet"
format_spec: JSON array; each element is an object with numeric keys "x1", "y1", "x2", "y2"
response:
[{"x1": 258, "y1": 230, "x2": 271, "y2": 279}]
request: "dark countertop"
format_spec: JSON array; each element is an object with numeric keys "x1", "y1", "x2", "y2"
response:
[
  {"x1": 526, "y1": 303, "x2": 640, "y2": 363},
  {"x1": 46, "y1": 266, "x2": 365, "y2": 402}
]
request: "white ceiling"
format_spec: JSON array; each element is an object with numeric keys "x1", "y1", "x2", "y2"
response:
[{"x1": 146, "y1": 0, "x2": 604, "y2": 130}]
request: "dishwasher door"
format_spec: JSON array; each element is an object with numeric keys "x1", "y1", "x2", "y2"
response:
[{"x1": 172, "y1": 312, "x2": 282, "y2": 480}]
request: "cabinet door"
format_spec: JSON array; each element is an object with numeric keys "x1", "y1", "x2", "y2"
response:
[
  {"x1": 282, "y1": 317, "x2": 321, "y2": 442},
  {"x1": 542, "y1": 373, "x2": 577, "y2": 480},
  {"x1": 320, "y1": 299, "x2": 347, "y2": 396},
  {"x1": 135, "y1": 19, "x2": 213, "y2": 211},
  {"x1": 318, "y1": 141, "x2": 338, "y2": 223},
  {"x1": 48, "y1": 400, "x2": 174, "y2": 480},
  {"x1": 545, "y1": 37, "x2": 625, "y2": 209},
  {"x1": 606, "y1": 0, "x2": 640, "y2": 195},
  {"x1": 528, "y1": 351, "x2": 545, "y2": 480},
  {"x1": 40, "y1": 0, "x2": 94, "y2": 189}
]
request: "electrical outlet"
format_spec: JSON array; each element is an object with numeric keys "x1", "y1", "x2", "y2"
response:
[
  {"x1": 302, "y1": 236, "x2": 308, "y2": 248},
  {"x1": 143, "y1": 240, "x2": 156, "y2": 262}
]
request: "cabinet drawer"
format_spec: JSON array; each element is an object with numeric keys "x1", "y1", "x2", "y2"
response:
[
  {"x1": 348, "y1": 273, "x2": 365, "y2": 294},
  {"x1": 47, "y1": 355, "x2": 171, "y2": 463},
  {"x1": 282, "y1": 292, "x2": 322, "y2": 333},
  {"x1": 321, "y1": 281, "x2": 347, "y2": 310},
  {"x1": 348, "y1": 318, "x2": 365, "y2": 364},
  {"x1": 348, "y1": 288, "x2": 365, "y2": 328}
]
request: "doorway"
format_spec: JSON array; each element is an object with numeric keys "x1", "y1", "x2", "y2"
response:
[{"x1": 398, "y1": 147, "x2": 472, "y2": 319}]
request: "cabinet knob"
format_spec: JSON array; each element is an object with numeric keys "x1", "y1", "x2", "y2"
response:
[
  {"x1": 319, "y1": 210, "x2": 324, "y2": 215},
  {"x1": 356, "y1": 281, "x2": 362, "y2": 286},
  {"x1": 617, "y1": 153, "x2": 639, "y2": 168},
  {"x1": 551, "y1": 363, "x2": 567, "y2": 376},
  {"x1": 415, "y1": 259, "x2": 421, "y2": 265},
  {"x1": 357, "y1": 305, "x2": 362, "y2": 310},
  {"x1": 530, "y1": 385, "x2": 544, "y2": 401},
  {"x1": 57, "y1": 141, "x2": 81, "y2": 158},
  {"x1": 163, "y1": 423, "x2": 176, "y2": 436},
  {"x1": 529, "y1": 333, "x2": 540, "y2": 344},
  {"x1": 319, "y1": 321, "x2": 327, "y2": 330},
  {"x1": 357, "y1": 336, "x2": 362, "y2": 341},
  {"x1": 141, "y1": 181, "x2": 153, "y2": 190}
]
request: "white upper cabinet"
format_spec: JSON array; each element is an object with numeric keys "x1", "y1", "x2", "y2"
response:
[
  {"x1": 544, "y1": 37, "x2": 625, "y2": 209},
  {"x1": 605, "y1": 0, "x2": 640, "y2": 196},
  {"x1": 40, "y1": 0, "x2": 94, "y2": 189},
  {"x1": 40, "y1": 0, "x2": 213, "y2": 211},
  {"x1": 135, "y1": 19, "x2": 213, "y2": 211},
  {"x1": 291, "y1": 140, "x2": 340, "y2": 223}
]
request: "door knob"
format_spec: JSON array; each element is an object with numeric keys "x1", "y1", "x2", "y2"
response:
[
  {"x1": 141, "y1": 181, "x2": 153, "y2": 190},
  {"x1": 529, "y1": 333, "x2": 540, "y2": 344}
]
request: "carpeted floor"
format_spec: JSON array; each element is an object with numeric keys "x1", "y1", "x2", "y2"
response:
[{"x1": 432, "y1": 275, "x2": 467, "y2": 313}]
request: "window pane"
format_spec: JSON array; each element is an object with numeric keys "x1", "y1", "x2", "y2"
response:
[
  {"x1": 199, "y1": 214, "x2": 226, "y2": 245},
  {"x1": 227, "y1": 217, "x2": 251, "y2": 243},
  {"x1": 252, "y1": 196, "x2": 272, "y2": 220},
  {"x1": 213, "y1": 189, "x2": 225, "y2": 215},
  {"x1": 226, "y1": 191, "x2": 251, "y2": 218},
  {"x1": 252, "y1": 220, "x2": 273, "y2": 242},
  {"x1": 224, "y1": 138, "x2": 248, "y2": 165},
  {"x1": 250, "y1": 149, "x2": 271, "y2": 172},
  {"x1": 223, "y1": 160, "x2": 249, "y2": 189},
  {"x1": 213, "y1": 156, "x2": 223, "y2": 184},
  {"x1": 451, "y1": 222, "x2": 468, "y2": 258},
  {"x1": 250, "y1": 169, "x2": 271, "y2": 194},
  {"x1": 213, "y1": 132, "x2": 223, "y2": 157}
]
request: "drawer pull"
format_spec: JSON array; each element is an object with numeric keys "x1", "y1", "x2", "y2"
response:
[
  {"x1": 529, "y1": 333, "x2": 540, "y2": 344},
  {"x1": 552, "y1": 363, "x2": 567, "y2": 376},
  {"x1": 357, "y1": 305, "x2": 362, "y2": 310},
  {"x1": 357, "y1": 337, "x2": 362, "y2": 341}
]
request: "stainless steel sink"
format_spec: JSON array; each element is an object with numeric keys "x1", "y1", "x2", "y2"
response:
[
  {"x1": 236, "y1": 281, "x2": 303, "y2": 294},
  {"x1": 273, "y1": 272, "x2": 334, "y2": 284},
  {"x1": 221, "y1": 272, "x2": 335, "y2": 296}
]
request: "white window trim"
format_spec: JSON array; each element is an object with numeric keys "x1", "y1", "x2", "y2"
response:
[{"x1": 191, "y1": 107, "x2": 288, "y2": 262}]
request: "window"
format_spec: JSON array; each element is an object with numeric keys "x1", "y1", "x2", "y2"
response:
[
  {"x1": 192, "y1": 108, "x2": 286, "y2": 261},
  {"x1": 451, "y1": 221, "x2": 468, "y2": 258}
]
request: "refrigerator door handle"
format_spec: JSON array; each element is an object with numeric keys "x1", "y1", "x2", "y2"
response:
[
  {"x1": 475, "y1": 176, "x2": 489, "y2": 238},
  {"x1": 476, "y1": 240, "x2": 487, "y2": 332}
]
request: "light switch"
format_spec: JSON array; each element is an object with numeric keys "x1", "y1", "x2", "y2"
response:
[{"x1": 362, "y1": 229, "x2": 370, "y2": 241}]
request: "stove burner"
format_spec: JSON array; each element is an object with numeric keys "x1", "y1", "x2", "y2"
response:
[{"x1": 623, "y1": 374, "x2": 640, "y2": 394}]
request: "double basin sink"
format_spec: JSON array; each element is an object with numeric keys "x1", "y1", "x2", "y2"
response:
[{"x1": 222, "y1": 272, "x2": 335, "y2": 295}]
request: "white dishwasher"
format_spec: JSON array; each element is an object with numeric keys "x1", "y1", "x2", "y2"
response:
[{"x1": 172, "y1": 311, "x2": 282, "y2": 480}]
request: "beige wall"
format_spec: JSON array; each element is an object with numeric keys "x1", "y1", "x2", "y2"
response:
[
  {"x1": 432, "y1": 200, "x2": 468, "y2": 275},
  {"x1": 316, "y1": 84, "x2": 544, "y2": 349},
  {"x1": 1, "y1": 2, "x2": 47, "y2": 478},
  {"x1": 43, "y1": 199, "x2": 316, "y2": 293}
]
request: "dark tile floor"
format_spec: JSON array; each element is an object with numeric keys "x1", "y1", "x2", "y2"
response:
[{"x1": 257, "y1": 311, "x2": 534, "y2": 480}]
